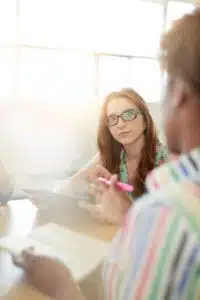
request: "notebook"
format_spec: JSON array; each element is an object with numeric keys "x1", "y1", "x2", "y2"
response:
[{"x1": 0, "y1": 223, "x2": 109, "y2": 281}]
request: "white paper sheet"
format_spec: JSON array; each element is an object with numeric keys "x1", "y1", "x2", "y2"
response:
[{"x1": 0, "y1": 223, "x2": 109, "y2": 281}]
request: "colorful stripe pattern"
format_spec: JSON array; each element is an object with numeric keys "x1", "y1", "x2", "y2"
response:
[
  {"x1": 103, "y1": 147, "x2": 200, "y2": 300},
  {"x1": 146, "y1": 147, "x2": 200, "y2": 192}
]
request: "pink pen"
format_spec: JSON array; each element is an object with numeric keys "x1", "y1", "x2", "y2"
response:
[{"x1": 98, "y1": 177, "x2": 134, "y2": 192}]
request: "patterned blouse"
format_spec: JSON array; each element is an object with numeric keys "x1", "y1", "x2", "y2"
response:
[{"x1": 119, "y1": 140, "x2": 168, "y2": 198}]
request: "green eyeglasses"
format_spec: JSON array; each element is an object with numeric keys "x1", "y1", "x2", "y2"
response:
[{"x1": 107, "y1": 109, "x2": 141, "y2": 127}]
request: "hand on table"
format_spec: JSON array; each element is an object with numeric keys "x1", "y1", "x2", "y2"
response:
[{"x1": 12, "y1": 248, "x2": 85, "y2": 300}]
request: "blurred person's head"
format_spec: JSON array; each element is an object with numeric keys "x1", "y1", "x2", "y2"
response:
[
  {"x1": 160, "y1": 8, "x2": 200, "y2": 155},
  {"x1": 97, "y1": 88, "x2": 158, "y2": 196}
]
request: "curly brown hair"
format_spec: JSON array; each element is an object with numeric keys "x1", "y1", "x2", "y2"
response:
[{"x1": 160, "y1": 8, "x2": 200, "y2": 96}]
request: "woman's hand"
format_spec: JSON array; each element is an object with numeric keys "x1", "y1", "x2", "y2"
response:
[
  {"x1": 84, "y1": 174, "x2": 131, "y2": 224},
  {"x1": 94, "y1": 164, "x2": 112, "y2": 180},
  {"x1": 12, "y1": 248, "x2": 84, "y2": 300}
]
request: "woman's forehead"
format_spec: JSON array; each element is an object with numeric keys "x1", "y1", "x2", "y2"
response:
[{"x1": 106, "y1": 97, "x2": 138, "y2": 115}]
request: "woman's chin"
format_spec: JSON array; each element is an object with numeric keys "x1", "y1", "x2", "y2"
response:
[{"x1": 117, "y1": 136, "x2": 134, "y2": 145}]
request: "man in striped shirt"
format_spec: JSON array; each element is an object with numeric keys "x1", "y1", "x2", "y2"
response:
[
  {"x1": 103, "y1": 148, "x2": 200, "y2": 300},
  {"x1": 12, "y1": 7, "x2": 200, "y2": 300}
]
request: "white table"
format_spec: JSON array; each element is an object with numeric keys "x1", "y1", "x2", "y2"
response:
[{"x1": 0, "y1": 198, "x2": 117, "y2": 300}]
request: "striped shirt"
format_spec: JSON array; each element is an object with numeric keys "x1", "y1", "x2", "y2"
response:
[{"x1": 103, "y1": 147, "x2": 200, "y2": 300}]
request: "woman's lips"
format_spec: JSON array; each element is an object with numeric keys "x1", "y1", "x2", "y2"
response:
[{"x1": 119, "y1": 131, "x2": 131, "y2": 136}]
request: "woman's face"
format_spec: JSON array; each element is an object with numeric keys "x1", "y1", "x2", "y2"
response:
[{"x1": 106, "y1": 97, "x2": 146, "y2": 145}]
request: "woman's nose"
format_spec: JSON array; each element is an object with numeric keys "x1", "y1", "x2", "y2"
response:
[{"x1": 117, "y1": 117, "x2": 126, "y2": 128}]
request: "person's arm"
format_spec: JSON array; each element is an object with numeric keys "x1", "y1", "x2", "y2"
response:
[
  {"x1": 0, "y1": 161, "x2": 13, "y2": 205},
  {"x1": 54, "y1": 153, "x2": 112, "y2": 194},
  {"x1": 12, "y1": 250, "x2": 86, "y2": 300},
  {"x1": 103, "y1": 199, "x2": 198, "y2": 300},
  {"x1": 55, "y1": 283, "x2": 86, "y2": 300},
  {"x1": 69, "y1": 153, "x2": 101, "y2": 183}
]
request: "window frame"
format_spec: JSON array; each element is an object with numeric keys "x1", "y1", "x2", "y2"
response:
[{"x1": 0, "y1": 0, "x2": 195, "y2": 104}]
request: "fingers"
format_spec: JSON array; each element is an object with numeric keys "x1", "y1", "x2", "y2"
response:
[
  {"x1": 12, "y1": 247, "x2": 35, "y2": 270},
  {"x1": 110, "y1": 174, "x2": 118, "y2": 188},
  {"x1": 95, "y1": 165, "x2": 112, "y2": 179},
  {"x1": 78, "y1": 201, "x2": 107, "y2": 222},
  {"x1": 89, "y1": 180, "x2": 107, "y2": 197},
  {"x1": 86, "y1": 205, "x2": 109, "y2": 223},
  {"x1": 110, "y1": 174, "x2": 120, "y2": 193},
  {"x1": 79, "y1": 201, "x2": 97, "y2": 211},
  {"x1": 79, "y1": 201, "x2": 101, "y2": 214}
]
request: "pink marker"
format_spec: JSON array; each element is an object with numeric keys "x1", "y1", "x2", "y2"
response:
[{"x1": 98, "y1": 177, "x2": 134, "y2": 193}]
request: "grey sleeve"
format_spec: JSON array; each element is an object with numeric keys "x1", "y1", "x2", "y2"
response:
[{"x1": 0, "y1": 175, "x2": 14, "y2": 205}]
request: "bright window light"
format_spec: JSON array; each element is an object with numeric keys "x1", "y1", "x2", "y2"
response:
[
  {"x1": 20, "y1": 0, "x2": 163, "y2": 57},
  {"x1": 0, "y1": 0, "x2": 16, "y2": 43},
  {"x1": 97, "y1": 56, "x2": 130, "y2": 100},
  {"x1": 0, "y1": 0, "x2": 195, "y2": 105},
  {"x1": 20, "y1": 0, "x2": 92, "y2": 49},
  {"x1": 166, "y1": 1, "x2": 194, "y2": 29},
  {"x1": 0, "y1": 48, "x2": 15, "y2": 102},
  {"x1": 131, "y1": 58, "x2": 162, "y2": 103},
  {"x1": 127, "y1": 1, "x2": 163, "y2": 57},
  {"x1": 19, "y1": 49, "x2": 95, "y2": 103}
]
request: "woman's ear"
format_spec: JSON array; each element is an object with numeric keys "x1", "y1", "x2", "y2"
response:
[{"x1": 172, "y1": 78, "x2": 188, "y2": 109}]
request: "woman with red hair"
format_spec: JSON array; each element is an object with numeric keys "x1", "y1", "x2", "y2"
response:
[{"x1": 57, "y1": 87, "x2": 167, "y2": 223}]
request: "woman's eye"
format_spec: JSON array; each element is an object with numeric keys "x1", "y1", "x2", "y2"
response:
[
  {"x1": 108, "y1": 115, "x2": 117, "y2": 125},
  {"x1": 109, "y1": 116, "x2": 116, "y2": 122},
  {"x1": 123, "y1": 111, "x2": 135, "y2": 120}
]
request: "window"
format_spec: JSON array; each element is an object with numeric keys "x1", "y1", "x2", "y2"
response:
[
  {"x1": 128, "y1": 1, "x2": 163, "y2": 58},
  {"x1": 0, "y1": 48, "x2": 16, "y2": 102},
  {"x1": 97, "y1": 56, "x2": 130, "y2": 100},
  {"x1": 131, "y1": 58, "x2": 162, "y2": 103},
  {"x1": 19, "y1": 0, "x2": 94, "y2": 49},
  {"x1": 0, "y1": 0, "x2": 195, "y2": 105},
  {"x1": 166, "y1": 1, "x2": 194, "y2": 30},
  {"x1": 19, "y1": 49, "x2": 95, "y2": 103},
  {"x1": 0, "y1": 0, "x2": 16, "y2": 43}
]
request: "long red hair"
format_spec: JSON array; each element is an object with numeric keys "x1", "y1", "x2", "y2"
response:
[{"x1": 97, "y1": 88, "x2": 158, "y2": 197}]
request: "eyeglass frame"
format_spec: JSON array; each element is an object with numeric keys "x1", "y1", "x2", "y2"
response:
[{"x1": 106, "y1": 108, "x2": 142, "y2": 127}]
